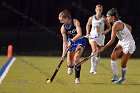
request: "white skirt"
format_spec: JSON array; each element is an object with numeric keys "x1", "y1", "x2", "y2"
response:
[
  {"x1": 117, "y1": 40, "x2": 136, "y2": 54},
  {"x1": 89, "y1": 34, "x2": 105, "y2": 46}
]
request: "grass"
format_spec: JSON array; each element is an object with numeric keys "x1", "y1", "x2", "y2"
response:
[{"x1": 0, "y1": 56, "x2": 140, "y2": 93}]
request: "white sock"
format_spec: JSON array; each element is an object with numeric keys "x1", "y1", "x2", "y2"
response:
[
  {"x1": 90, "y1": 53, "x2": 97, "y2": 71},
  {"x1": 121, "y1": 67, "x2": 127, "y2": 79},
  {"x1": 90, "y1": 56, "x2": 95, "y2": 68},
  {"x1": 111, "y1": 60, "x2": 118, "y2": 76},
  {"x1": 94, "y1": 57, "x2": 100, "y2": 71},
  {"x1": 95, "y1": 57, "x2": 100, "y2": 66}
]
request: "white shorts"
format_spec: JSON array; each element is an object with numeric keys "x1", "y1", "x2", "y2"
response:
[
  {"x1": 117, "y1": 40, "x2": 136, "y2": 54},
  {"x1": 89, "y1": 34, "x2": 105, "y2": 46}
]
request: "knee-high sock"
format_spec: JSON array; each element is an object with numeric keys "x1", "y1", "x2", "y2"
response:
[
  {"x1": 111, "y1": 60, "x2": 118, "y2": 76},
  {"x1": 90, "y1": 53, "x2": 97, "y2": 71},
  {"x1": 121, "y1": 67, "x2": 127, "y2": 79},
  {"x1": 75, "y1": 65, "x2": 81, "y2": 78},
  {"x1": 94, "y1": 57, "x2": 100, "y2": 69}
]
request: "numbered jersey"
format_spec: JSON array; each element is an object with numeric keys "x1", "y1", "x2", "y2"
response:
[
  {"x1": 64, "y1": 19, "x2": 77, "y2": 38},
  {"x1": 89, "y1": 15, "x2": 105, "y2": 46},
  {"x1": 90, "y1": 15, "x2": 105, "y2": 36}
]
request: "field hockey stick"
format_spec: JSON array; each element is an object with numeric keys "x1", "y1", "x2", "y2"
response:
[
  {"x1": 46, "y1": 48, "x2": 69, "y2": 83},
  {"x1": 83, "y1": 35, "x2": 99, "y2": 39},
  {"x1": 76, "y1": 52, "x2": 98, "y2": 66}
]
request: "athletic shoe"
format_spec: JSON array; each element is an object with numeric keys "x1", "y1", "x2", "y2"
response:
[
  {"x1": 68, "y1": 67, "x2": 73, "y2": 75},
  {"x1": 75, "y1": 78, "x2": 80, "y2": 84},
  {"x1": 93, "y1": 71, "x2": 97, "y2": 74},
  {"x1": 114, "y1": 77, "x2": 126, "y2": 84},
  {"x1": 90, "y1": 71, "x2": 97, "y2": 74},
  {"x1": 90, "y1": 67, "x2": 97, "y2": 74},
  {"x1": 90, "y1": 67, "x2": 94, "y2": 73},
  {"x1": 111, "y1": 75, "x2": 119, "y2": 82}
]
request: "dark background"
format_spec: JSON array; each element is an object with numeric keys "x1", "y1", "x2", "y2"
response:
[{"x1": 0, "y1": 0, "x2": 139, "y2": 57}]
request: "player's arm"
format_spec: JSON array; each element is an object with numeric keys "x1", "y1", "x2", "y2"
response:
[
  {"x1": 86, "y1": 16, "x2": 92, "y2": 35},
  {"x1": 125, "y1": 23, "x2": 132, "y2": 32},
  {"x1": 60, "y1": 25, "x2": 67, "y2": 58},
  {"x1": 71, "y1": 19, "x2": 82, "y2": 42},
  {"x1": 102, "y1": 17, "x2": 111, "y2": 35},
  {"x1": 102, "y1": 22, "x2": 120, "y2": 50}
]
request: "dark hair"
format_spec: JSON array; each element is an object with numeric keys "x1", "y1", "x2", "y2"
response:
[
  {"x1": 106, "y1": 8, "x2": 120, "y2": 19},
  {"x1": 59, "y1": 9, "x2": 71, "y2": 19}
]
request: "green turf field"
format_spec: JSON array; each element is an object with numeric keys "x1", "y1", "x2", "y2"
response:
[{"x1": 0, "y1": 56, "x2": 140, "y2": 93}]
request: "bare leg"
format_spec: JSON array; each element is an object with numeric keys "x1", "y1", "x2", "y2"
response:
[
  {"x1": 74, "y1": 46, "x2": 84, "y2": 84},
  {"x1": 67, "y1": 51, "x2": 74, "y2": 67},
  {"x1": 67, "y1": 51, "x2": 75, "y2": 75}
]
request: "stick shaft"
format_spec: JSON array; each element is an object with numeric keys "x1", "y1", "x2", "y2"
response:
[
  {"x1": 77, "y1": 52, "x2": 98, "y2": 66},
  {"x1": 50, "y1": 60, "x2": 63, "y2": 82},
  {"x1": 48, "y1": 48, "x2": 69, "y2": 82}
]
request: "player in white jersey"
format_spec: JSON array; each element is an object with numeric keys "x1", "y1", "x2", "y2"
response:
[
  {"x1": 100, "y1": 8, "x2": 136, "y2": 84},
  {"x1": 86, "y1": 4, "x2": 111, "y2": 74}
]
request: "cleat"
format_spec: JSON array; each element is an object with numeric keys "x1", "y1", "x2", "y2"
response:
[
  {"x1": 114, "y1": 77, "x2": 126, "y2": 84},
  {"x1": 90, "y1": 71, "x2": 97, "y2": 74},
  {"x1": 68, "y1": 67, "x2": 73, "y2": 75},
  {"x1": 90, "y1": 66, "x2": 97, "y2": 74},
  {"x1": 90, "y1": 70, "x2": 94, "y2": 74},
  {"x1": 93, "y1": 71, "x2": 97, "y2": 74},
  {"x1": 111, "y1": 75, "x2": 119, "y2": 82},
  {"x1": 90, "y1": 68, "x2": 95, "y2": 74},
  {"x1": 90, "y1": 68, "x2": 97, "y2": 74},
  {"x1": 75, "y1": 78, "x2": 80, "y2": 84}
]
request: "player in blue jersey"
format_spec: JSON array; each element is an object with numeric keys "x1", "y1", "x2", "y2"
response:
[{"x1": 58, "y1": 10, "x2": 86, "y2": 84}]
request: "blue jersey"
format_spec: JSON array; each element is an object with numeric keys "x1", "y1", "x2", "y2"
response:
[
  {"x1": 64, "y1": 19, "x2": 77, "y2": 38},
  {"x1": 64, "y1": 19, "x2": 86, "y2": 51}
]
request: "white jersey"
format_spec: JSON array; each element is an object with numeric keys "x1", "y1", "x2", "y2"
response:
[
  {"x1": 89, "y1": 15, "x2": 105, "y2": 46},
  {"x1": 116, "y1": 20, "x2": 134, "y2": 42},
  {"x1": 90, "y1": 15, "x2": 105, "y2": 35},
  {"x1": 115, "y1": 20, "x2": 136, "y2": 54}
]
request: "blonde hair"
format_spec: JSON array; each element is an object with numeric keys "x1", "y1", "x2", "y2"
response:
[
  {"x1": 59, "y1": 10, "x2": 71, "y2": 19},
  {"x1": 95, "y1": 4, "x2": 103, "y2": 9}
]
